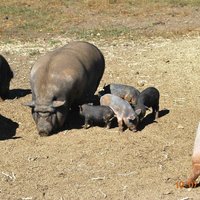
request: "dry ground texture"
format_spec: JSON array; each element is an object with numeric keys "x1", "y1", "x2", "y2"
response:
[{"x1": 0, "y1": 0, "x2": 200, "y2": 199}]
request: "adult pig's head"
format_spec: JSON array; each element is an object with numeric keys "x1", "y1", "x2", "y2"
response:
[{"x1": 25, "y1": 100, "x2": 66, "y2": 136}]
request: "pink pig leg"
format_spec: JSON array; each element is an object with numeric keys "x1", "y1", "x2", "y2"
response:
[
  {"x1": 186, "y1": 160, "x2": 200, "y2": 184},
  {"x1": 185, "y1": 122, "x2": 200, "y2": 187},
  {"x1": 117, "y1": 118, "x2": 124, "y2": 132}
]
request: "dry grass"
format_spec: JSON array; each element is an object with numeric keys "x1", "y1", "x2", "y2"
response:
[{"x1": 1, "y1": 0, "x2": 200, "y2": 41}]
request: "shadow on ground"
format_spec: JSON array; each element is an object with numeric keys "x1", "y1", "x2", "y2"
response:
[
  {"x1": 61, "y1": 108, "x2": 169, "y2": 133},
  {"x1": 138, "y1": 109, "x2": 170, "y2": 131},
  {"x1": 0, "y1": 115, "x2": 19, "y2": 140},
  {"x1": 8, "y1": 89, "x2": 31, "y2": 100},
  {"x1": 184, "y1": 181, "x2": 200, "y2": 188},
  {"x1": 37, "y1": 107, "x2": 170, "y2": 136}
]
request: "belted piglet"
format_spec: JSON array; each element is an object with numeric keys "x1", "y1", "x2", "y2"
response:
[
  {"x1": 135, "y1": 87, "x2": 160, "y2": 121},
  {"x1": 79, "y1": 104, "x2": 115, "y2": 129},
  {"x1": 98, "y1": 83, "x2": 140, "y2": 105},
  {"x1": 100, "y1": 94, "x2": 141, "y2": 132}
]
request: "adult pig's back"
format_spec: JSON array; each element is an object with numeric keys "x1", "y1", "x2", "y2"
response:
[
  {"x1": 31, "y1": 41, "x2": 105, "y2": 105},
  {"x1": 62, "y1": 41, "x2": 105, "y2": 102}
]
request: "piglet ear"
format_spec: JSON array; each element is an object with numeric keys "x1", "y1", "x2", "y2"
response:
[
  {"x1": 23, "y1": 101, "x2": 35, "y2": 108},
  {"x1": 135, "y1": 109, "x2": 142, "y2": 116},
  {"x1": 52, "y1": 100, "x2": 65, "y2": 108},
  {"x1": 128, "y1": 116, "x2": 136, "y2": 122}
]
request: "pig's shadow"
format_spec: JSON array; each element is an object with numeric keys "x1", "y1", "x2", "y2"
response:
[
  {"x1": 8, "y1": 89, "x2": 31, "y2": 100},
  {"x1": 67, "y1": 109, "x2": 84, "y2": 130},
  {"x1": 137, "y1": 108, "x2": 170, "y2": 131},
  {"x1": 62, "y1": 97, "x2": 101, "y2": 131},
  {"x1": 196, "y1": 182, "x2": 200, "y2": 188},
  {"x1": 184, "y1": 181, "x2": 200, "y2": 188},
  {"x1": 0, "y1": 115, "x2": 19, "y2": 140}
]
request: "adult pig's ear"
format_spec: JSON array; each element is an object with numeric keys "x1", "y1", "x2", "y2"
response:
[
  {"x1": 23, "y1": 101, "x2": 35, "y2": 108},
  {"x1": 52, "y1": 100, "x2": 66, "y2": 108}
]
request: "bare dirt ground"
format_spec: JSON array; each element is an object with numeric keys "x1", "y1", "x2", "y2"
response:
[{"x1": 0, "y1": 1, "x2": 200, "y2": 200}]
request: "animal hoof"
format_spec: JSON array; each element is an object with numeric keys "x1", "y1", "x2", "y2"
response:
[
  {"x1": 83, "y1": 124, "x2": 90, "y2": 129},
  {"x1": 39, "y1": 131, "x2": 49, "y2": 137},
  {"x1": 119, "y1": 128, "x2": 124, "y2": 132}
]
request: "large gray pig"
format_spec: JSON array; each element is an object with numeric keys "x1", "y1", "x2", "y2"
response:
[{"x1": 25, "y1": 41, "x2": 105, "y2": 136}]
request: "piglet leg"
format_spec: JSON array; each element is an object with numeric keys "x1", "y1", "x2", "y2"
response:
[
  {"x1": 105, "y1": 116, "x2": 115, "y2": 129},
  {"x1": 153, "y1": 105, "x2": 159, "y2": 119},
  {"x1": 118, "y1": 118, "x2": 124, "y2": 132},
  {"x1": 83, "y1": 118, "x2": 91, "y2": 129}
]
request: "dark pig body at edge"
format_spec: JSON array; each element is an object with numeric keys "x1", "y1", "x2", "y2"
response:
[
  {"x1": 26, "y1": 41, "x2": 105, "y2": 136},
  {"x1": 0, "y1": 55, "x2": 13, "y2": 100}
]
